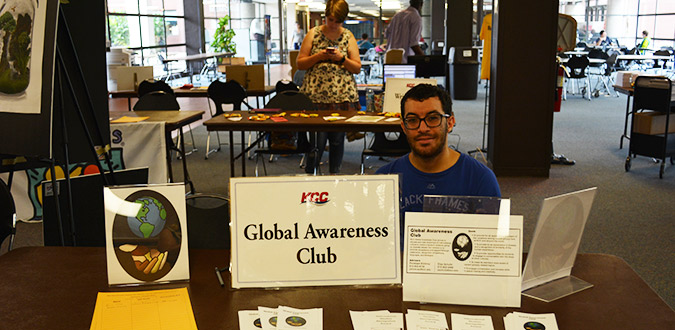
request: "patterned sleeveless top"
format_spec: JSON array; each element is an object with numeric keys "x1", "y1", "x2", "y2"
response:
[{"x1": 300, "y1": 26, "x2": 359, "y2": 104}]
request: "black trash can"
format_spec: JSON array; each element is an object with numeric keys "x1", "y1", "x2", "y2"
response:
[{"x1": 449, "y1": 47, "x2": 479, "y2": 100}]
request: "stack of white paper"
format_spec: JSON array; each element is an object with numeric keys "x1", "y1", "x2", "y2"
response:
[
  {"x1": 238, "y1": 306, "x2": 323, "y2": 330},
  {"x1": 406, "y1": 310, "x2": 449, "y2": 330},
  {"x1": 450, "y1": 313, "x2": 494, "y2": 330},
  {"x1": 503, "y1": 312, "x2": 558, "y2": 330},
  {"x1": 350, "y1": 310, "x2": 404, "y2": 330}
]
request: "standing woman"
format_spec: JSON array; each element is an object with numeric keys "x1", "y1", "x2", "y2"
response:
[{"x1": 297, "y1": 0, "x2": 361, "y2": 174}]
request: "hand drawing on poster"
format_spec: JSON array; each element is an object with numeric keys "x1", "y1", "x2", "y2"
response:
[{"x1": 0, "y1": 0, "x2": 49, "y2": 114}]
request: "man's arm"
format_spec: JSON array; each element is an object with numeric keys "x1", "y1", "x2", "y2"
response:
[{"x1": 411, "y1": 45, "x2": 424, "y2": 56}]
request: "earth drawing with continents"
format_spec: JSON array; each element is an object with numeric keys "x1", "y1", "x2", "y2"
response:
[
  {"x1": 113, "y1": 190, "x2": 181, "y2": 282},
  {"x1": 127, "y1": 196, "x2": 167, "y2": 238}
]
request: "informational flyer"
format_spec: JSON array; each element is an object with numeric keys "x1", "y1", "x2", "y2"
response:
[
  {"x1": 450, "y1": 313, "x2": 494, "y2": 330},
  {"x1": 350, "y1": 310, "x2": 403, "y2": 330},
  {"x1": 230, "y1": 175, "x2": 400, "y2": 288},
  {"x1": 406, "y1": 310, "x2": 449, "y2": 330},
  {"x1": 403, "y1": 213, "x2": 523, "y2": 307},
  {"x1": 503, "y1": 312, "x2": 558, "y2": 330},
  {"x1": 276, "y1": 306, "x2": 323, "y2": 330}
]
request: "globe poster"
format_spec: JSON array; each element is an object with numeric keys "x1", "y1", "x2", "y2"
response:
[{"x1": 104, "y1": 184, "x2": 189, "y2": 285}]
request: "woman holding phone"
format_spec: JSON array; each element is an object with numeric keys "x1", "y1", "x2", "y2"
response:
[{"x1": 297, "y1": 0, "x2": 361, "y2": 174}]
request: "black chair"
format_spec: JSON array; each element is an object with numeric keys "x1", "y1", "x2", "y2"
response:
[
  {"x1": 653, "y1": 50, "x2": 671, "y2": 69},
  {"x1": 360, "y1": 132, "x2": 410, "y2": 174},
  {"x1": 587, "y1": 49, "x2": 614, "y2": 97},
  {"x1": 186, "y1": 194, "x2": 230, "y2": 249},
  {"x1": 205, "y1": 80, "x2": 253, "y2": 159},
  {"x1": 275, "y1": 80, "x2": 299, "y2": 93},
  {"x1": 137, "y1": 80, "x2": 196, "y2": 154},
  {"x1": 137, "y1": 79, "x2": 174, "y2": 98},
  {"x1": 563, "y1": 55, "x2": 591, "y2": 100},
  {"x1": 253, "y1": 90, "x2": 314, "y2": 176},
  {"x1": 0, "y1": 179, "x2": 16, "y2": 252},
  {"x1": 133, "y1": 90, "x2": 180, "y2": 110},
  {"x1": 158, "y1": 54, "x2": 182, "y2": 82}
]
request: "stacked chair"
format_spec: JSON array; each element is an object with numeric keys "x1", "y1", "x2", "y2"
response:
[
  {"x1": 205, "y1": 80, "x2": 253, "y2": 159},
  {"x1": 563, "y1": 55, "x2": 591, "y2": 100}
]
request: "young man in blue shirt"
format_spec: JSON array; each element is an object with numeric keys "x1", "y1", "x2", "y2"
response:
[{"x1": 376, "y1": 84, "x2": 501, "y2": 242}]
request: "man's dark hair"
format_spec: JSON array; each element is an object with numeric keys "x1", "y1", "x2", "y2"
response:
[
  {"x1": 400, "y1": 84, "x2": 453, "y2": 117},
  {"x1": 410, "y1": 0, "x2": 423, "y2": 9},
  {"x1": 362, "y1": 33, "x2": 368, "y2": 39}
]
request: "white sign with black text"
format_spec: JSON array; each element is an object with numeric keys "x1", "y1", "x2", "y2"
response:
[
  {"x1": 403, "y1": 213, "x2": 523, "y2": 307},
  {"x1": 230, "y1": 175, "x2": 401, "y2": 288}
]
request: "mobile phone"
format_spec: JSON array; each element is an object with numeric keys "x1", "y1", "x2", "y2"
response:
[{"x1": 326, "y1": 47, "x2": 336, "y2": 54}]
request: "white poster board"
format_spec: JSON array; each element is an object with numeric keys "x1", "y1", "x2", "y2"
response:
[
  {"x1": 403, "y1": 213, "x2": 523, "y2": 307},
  {"x1": 382, "y1": 78, "x2": 437, "y2": 113},
  {"x1": 104, "y1": 183, "x2": 189, "y2": 286},
  {"x1": 522, "y1": 187, "x2": 597, "y2": 291},
  {"x1": 230, "y1": 175, "x2": 400, "y2": 288}
]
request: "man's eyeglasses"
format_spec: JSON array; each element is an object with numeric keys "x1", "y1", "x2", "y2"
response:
[{"x1": 403, "y1": 112, "x2": 450, "y2": 130}]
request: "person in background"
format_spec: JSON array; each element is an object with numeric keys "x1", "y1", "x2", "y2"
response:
[
  {"x1": 637, "y1": 30, "x2": 651, "y2": 54},
  {"x1": 357, "y1": 33, "x2": 374, "y2": 50},
  {"x1": 292, "y1": 22, "x2": 305, "y2": 50},
  {"x1": 385, "y1": 0, "x2": 424, "y2": 63},
  {"x1": 376, "y1": 84, "x2": 500, "y2": 245},
  {"x1": 297, "y1": 0, "x2": 361, "y2": 174},
  {"x1": 594, "y1": 30, "x2": 612, "y2": 47}
]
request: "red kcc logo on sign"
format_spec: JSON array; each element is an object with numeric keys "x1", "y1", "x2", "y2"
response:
[{"x1": 301, "y1": 192, "x2": 329, "y2": 205}]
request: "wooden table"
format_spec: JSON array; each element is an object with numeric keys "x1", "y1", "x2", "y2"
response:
[
  {"x1": 109, "y1": 110, "x2": 204, "y2": 194},
  {"x1": 109, "y1": 86, "x2": 277, "y2": 110},
  {"x1": 613, "y1": 85, "x2": 633, "y2": 149},
  {"x1": 204, "y1": 110, "x2": 403, "y2": 177},
  {"x1": 1, "y1": 247, "x2": 672, "y2": 330}
]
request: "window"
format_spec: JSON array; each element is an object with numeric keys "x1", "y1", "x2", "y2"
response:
[{"x1": 107, "y1": 0, "x2": 187, "y2": 78}]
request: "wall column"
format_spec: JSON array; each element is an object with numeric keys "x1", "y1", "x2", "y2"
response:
[{"x1": 487, "y1": 0, "x2": 558, "y2": 177}]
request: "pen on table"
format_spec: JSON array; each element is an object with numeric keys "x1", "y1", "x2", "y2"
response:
[{"x1": 215, "y1": 267, "x2": 224, "y2": 287}]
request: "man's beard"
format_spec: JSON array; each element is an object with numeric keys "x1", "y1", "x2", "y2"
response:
[{"x1": 407, "y1": 130, "x2": 448, "y2": 160}]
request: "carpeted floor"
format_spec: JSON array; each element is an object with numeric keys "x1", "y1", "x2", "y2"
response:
[{"x1": 2, "y1": 77, "x2": 674, "y2": 309}]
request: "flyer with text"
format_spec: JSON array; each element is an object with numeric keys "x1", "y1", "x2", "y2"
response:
[{"x1": 403, "y1": 213, "x2": 523, "y2": 307}]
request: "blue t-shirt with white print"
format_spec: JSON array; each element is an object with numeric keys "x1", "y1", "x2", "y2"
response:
[{"x1": 376, "y1": 152, "x2": 501, "y2": 247}]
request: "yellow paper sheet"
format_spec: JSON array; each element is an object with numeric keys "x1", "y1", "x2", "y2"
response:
[
  {"x1": 111, "y1": 116, "x2": 150, "y2": 123},
  {"x1": 89, "y1": 287, "x2": 198, "y2": 330}
]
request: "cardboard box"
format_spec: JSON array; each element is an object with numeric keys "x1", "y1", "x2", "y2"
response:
[
  {"x1": 615, "y1": 71, "x2": 640, "y2": 87},
  {"x1": 633, "y1": 111, "x2": 675, "y2": 135},
  {"x1": 217, "y1": 57, "x2": 246, "y2": 72},
  {"x1": 107, "y1": 66, "x2": 153, "y2": 91},
  {"x1": 225, "y1": 64, "x2": 264, "y2": 90}
]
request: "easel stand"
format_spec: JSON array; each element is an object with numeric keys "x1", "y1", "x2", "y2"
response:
[
  {"x1": 468, "y1": 80, "x2": 489, "y2": 161},
  {"x1": 48, "y1": 7, "x2": 117, "y2": 246}
]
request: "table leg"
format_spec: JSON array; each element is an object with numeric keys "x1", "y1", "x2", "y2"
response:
[
  {"x1": 620, "y1": 94, "x2": 631, "y2": 149},
  {"x1": 241, "y1": 131, "x2": 246, "y2": 176},
  {"x1": 229, "y1": 131, "x2": 235, "y2": 177},
  {"x1": 166, "y1": 132, "x2": 174, "y2": 183},
  {"x1": 179, "y1": 129, "x2": 195, "y2": 194}
]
